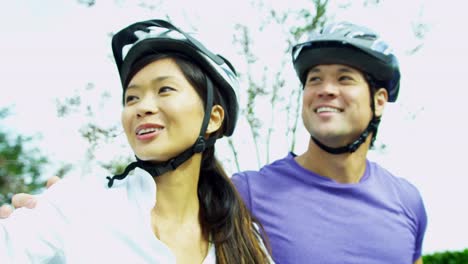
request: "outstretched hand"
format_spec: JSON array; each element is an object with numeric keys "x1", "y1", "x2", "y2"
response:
[{"x1": 0, "y1": 176, "x2": 61, "y2": 219}]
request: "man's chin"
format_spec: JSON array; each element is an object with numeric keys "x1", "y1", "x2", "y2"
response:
[{"x1": 311, "y1": 132, "x2": 349, "y2": 145}]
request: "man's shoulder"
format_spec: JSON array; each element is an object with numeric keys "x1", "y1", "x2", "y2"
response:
[
  {"x1": 368, "y1": 161, "x2": 427, "y2": 238},
  {"x1": 369, "y1": 161, "x2": 419, "y2": 190},
  {"x1": 232, "y1": 152, "x2": 294, "y2": 181},
  {"x1": 368, "y1": 160, "x2": 424, "y2": 209},
  {"x1": 231, "y1": 153, "x2": 295, "y2": 211}
]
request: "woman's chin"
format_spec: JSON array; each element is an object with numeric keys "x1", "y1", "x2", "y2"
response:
[{"x1": 134, "y1": 153, "x2": 169, "y2": 163}]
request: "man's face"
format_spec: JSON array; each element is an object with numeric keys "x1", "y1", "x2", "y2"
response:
[{"x1": 301, "y1": 64, "x2": 382, "y2": 147}]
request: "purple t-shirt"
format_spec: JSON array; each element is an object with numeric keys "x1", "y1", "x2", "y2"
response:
[{"x1": 232, "y1": 153, "x2": 427, "y2": 264}]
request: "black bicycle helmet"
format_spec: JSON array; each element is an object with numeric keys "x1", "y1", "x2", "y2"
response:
[
  {"x1": 292, "y1": 21, "x2": 400, "y2": 102},
  {"x1": 106, "y1": 19, "x2": 239, "y2": 186}
]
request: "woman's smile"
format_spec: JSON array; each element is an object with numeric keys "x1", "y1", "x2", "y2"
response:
[{"x1": 135, "y1": 123, "x2": 165, "y2": 141}]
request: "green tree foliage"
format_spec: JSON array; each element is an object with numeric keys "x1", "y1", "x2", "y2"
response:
[
  {"x1": 423, "y1": 249, "x2": 468, "y2": 264},
  {"x1": 0, "y1": 108, "x2": 48, "y2": 205}
]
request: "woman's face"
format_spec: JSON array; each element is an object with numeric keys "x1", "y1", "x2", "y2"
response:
[{"x1": 121, "y1": 58, "x2": 205, "y2": 161}]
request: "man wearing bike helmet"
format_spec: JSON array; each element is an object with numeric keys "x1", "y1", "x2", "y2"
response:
[{"x1": 232, "y1": 22, "x2": 427, "y2": 264}]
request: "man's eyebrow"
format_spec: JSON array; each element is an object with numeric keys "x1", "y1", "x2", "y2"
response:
[
  {"x1": 308, "y1": 67, "x2": 353, "y2": 73},
  {"x1": 307, "y1": 66, "x2": 360, "y2": 76},
  {"x1": 308, "y1": 67, "x2": 321, "y2": 74},
  {"x1": 337, "y1": 67, "x2": 357, "y2": 74}
]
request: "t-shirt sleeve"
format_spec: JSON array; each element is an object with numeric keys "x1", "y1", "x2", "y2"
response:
[
  {"x1": 412, "y1": 191, "x2": 428, "y2": 262},
  {"x1": 397, "y1": 178, "x2": 428, "y2": 262},
  {"x1": 231, "y1": 171, "x2": 252, "y2": 211}
]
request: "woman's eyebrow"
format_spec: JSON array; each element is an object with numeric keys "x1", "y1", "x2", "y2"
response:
[{"x1": 127, "y1": 76, "x2": 172, "y2": 90}]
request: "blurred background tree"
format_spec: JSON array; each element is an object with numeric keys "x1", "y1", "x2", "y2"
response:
[
  {"x1": 0, "y1": 0, "x2": 431, "y2": 200},
  {"x1": 64, "y1": 0, "x2": 397, "y2": 173},
  {"x1": 0, "y1": 108, "x2": 48, "y2": 204}
]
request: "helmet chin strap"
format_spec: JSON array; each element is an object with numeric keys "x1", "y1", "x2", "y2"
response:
[
  {"x1": 311, "y1": 116, "x2": 381, "y2": 155},
  {"x1": 106, "y1": 78, "x2": 215, "y2": 188}
]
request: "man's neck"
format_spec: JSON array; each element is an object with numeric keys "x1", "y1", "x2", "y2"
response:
[{"x1": 295, "y1": 139, "x2": 370, "y2": 184}]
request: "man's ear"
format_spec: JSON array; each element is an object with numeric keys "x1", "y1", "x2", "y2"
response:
[
  {"x1": 206, "y1": 104, "x2": 224, "y2": 134},
  {"x1": 374, "y1": 88, "x2": 388, "y2": 117}
]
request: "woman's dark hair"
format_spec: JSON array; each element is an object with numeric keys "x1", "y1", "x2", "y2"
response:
[{"x1": 129, "y1": 53, "x2": 271, "y2": 263}]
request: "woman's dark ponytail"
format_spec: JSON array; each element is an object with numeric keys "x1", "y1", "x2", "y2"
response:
[{"x1": 198, "y1": 146, "x2": 271, "y2": 264}]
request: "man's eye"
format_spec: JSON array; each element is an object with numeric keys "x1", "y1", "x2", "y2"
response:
[
  {"x1": 307, "y1": 76, "x2": 321, "y2": 83},
  {"x1": 339, "y1": 76, "x2": 354, "y2": 81}
]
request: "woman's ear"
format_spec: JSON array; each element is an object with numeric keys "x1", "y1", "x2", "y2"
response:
[
  {"x1": 206, "y1": 104, "x2": 224, "y2": 135},
  {"x1": 374, "y1": 88, "x2": 388, "y2": 117}
]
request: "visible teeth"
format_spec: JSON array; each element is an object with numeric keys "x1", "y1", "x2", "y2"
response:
[
  {"x1": 137, "y1": 127, "x2": 162, "y2": 135},
  {"x1": 316, "y1": 107, "x2": 340, "y2": 113}
]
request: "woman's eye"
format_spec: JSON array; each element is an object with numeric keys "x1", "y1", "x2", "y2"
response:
[
  {"x1": 158, "y1": 86, "x2": 175, "y2": 94},
  {"x1": 125, "y1": 95, "x2": 138, "y2": 104}
]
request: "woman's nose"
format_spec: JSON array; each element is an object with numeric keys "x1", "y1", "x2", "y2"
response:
[{"x1": 136, "y1": 96, "x2": 158, "y2": 117}]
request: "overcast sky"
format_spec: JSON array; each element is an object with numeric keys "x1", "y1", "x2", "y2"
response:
[{"x1": 1, "y1": 0, "x2": 467, "y2": 253}]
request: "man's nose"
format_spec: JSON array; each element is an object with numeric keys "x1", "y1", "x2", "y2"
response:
[{"x1": 317, "y1": 81, "x2": 339, "y2": 98}]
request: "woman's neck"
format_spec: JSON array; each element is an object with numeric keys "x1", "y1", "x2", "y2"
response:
[
  {"x1": 153, "y1": 153, "x2": 202, "y2": 223},
  {"x1": 150, "y1": 153, "x2": 209, "y2": 263}
]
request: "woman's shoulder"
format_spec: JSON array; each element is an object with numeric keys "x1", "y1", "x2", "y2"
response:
[{"x1": 36, "y1": 171, "x2": 115, "y2": 217}]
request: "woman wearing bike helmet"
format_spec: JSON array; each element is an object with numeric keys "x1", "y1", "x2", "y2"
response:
[
  {"x1": 232, "y1": 22, "x2": 427, "y2": 264},
  {"x1": 0, "y1": 19, "x2": 272, "y2": 264}
]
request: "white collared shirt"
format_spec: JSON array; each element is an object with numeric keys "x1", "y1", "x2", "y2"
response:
[{"x1": 0, "y1": 168, "x2": 216, "y2": 264}]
